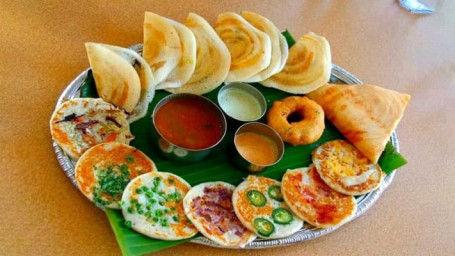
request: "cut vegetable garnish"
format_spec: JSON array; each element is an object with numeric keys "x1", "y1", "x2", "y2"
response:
[
  {"x1": 247, "y1": 190, "x2": 267, "y2": 207},
  {"x1": 253, "y1": 218, "x2": 275, "y2": 237},
  {"x1": 272, "y1": 208, "x2": 293, "y2": 225},
  {"x1": 267, "y1": 185, "x2": 283, "y2": 201}
]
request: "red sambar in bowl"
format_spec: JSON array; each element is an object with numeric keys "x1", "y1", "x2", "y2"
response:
[{"x1": 152, "y1": 93, "x2": 227, "y2": 161}]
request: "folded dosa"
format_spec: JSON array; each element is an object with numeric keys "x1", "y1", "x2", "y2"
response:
[{"x1": 307, "y1": 84, "x2": 410, "y2": 163}]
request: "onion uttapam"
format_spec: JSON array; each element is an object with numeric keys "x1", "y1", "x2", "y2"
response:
[
  {"x1": 50, "y1": 98, "x2": 133, "y2": 160},
  {"x1": 183, "y1": 182, "x2": 256, "y2": 247}
]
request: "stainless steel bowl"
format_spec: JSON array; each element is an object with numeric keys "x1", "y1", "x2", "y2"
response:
[
  {"x1": 152, "y1": 93, "x2": 227, "y2": 162},
  {"x1": 232, "y1": 122, "x2": 284, "y2": 172},
  {"x1": 217, "y1": 82, "x2": 267, "y2": 130}
]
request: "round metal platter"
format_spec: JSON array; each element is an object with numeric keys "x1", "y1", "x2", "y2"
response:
[{"x1": 52, "y1": 44, "x2": 398, "y2": 249}]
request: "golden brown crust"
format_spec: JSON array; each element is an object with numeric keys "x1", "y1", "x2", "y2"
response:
[
  {"x1": 75, "y1": 142, "x2": 156, "y2": 208},
  {"x1": 260, "y1": 32, "x2": 331, "y2": 94},
  {"x1": 50, "y1": 98, "x2": 134, "y2": 160},
  {"x1": 85, "y1": 43, "x2": 141, "y2": 113},
  {"x1": 312, "y1": 140, "x2": 383, "y2": 196},
  {"x1": 282, "y1": 166, "x2": 357, "y2": 228},
  {"x1": 267, "y1": 96, "x2": 325, "y2": 145},
  {"x1": 307, "y1": 84, "x2": 410, "y2": 163}
]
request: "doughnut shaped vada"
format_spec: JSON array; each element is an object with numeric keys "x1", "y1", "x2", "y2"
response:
[{"x1": 267, "y1": 96, "x2": 325, "y2": 146}]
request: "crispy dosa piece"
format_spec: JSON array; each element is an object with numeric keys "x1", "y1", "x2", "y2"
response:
[
  {"x1": 85, "y1": 43, "x2": 141, "y2": 113},
  {"x1": 307, "y1": 84, "x2": 411, "y2": 163},
  {"x1": 158, "y1": 18, "x2": 197, "y2": 89},
  {"x1": 215, "y1": 12, "x2": 271, "y2": 82},
  {"x1": 261, "y1": 32, "x2": 331, "y2": 94},
  {"x1": 143, "y1": 12, "x2": 182, "y2": 88},
  {"x1": 240, "y1": 11, "x2": 284, "y2": 82},
  {"x1": 167, "y1": 13, "x2": 230, "y2": 95}
]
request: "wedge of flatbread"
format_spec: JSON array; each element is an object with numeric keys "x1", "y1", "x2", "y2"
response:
[
  {"x1": 98, "y1": 44, "x2": 156, "y2": 123},
  {"x1": 240, "y1": 11, "x2": 287, "y2": 82},
  {"x1": 215, "y1": 12, "x2": 271, "y2": 82},
  {"x1": 85, "y1": 43, "x2": 141, "y2": 113},
  {"x1": 157, "y1": 18, "x2": 197, "y2": 89},
  {"x1": 261, "y1": 32, "x2": 331, "y2": 94},
  {"x1": 167, "y1": 13, "x2": 230, "y2": 95},
  {"x1": 143, "y1": 12, "x2": 182, "y2": 89},
  {"x1": 307, "y1": 84, "x2": 411, "y2": 163}
]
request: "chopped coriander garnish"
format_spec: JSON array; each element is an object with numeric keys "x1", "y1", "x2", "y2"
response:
[
  {"x1": 172, "y1": 215, "x2": 179, "y2": 222},
  {"x1": 168, "y1": 178, "x2": 175, "y2": 184},
  {"x1": 145, "y1": 191, "x2": 154, "y2": 198},
  {"x1": 161, "y1": 218, "x2": 169, "y2": 227},
  {"x1": 153, "y1": 177, "x2": 161, "y2": 187},
  {"x1": 159, "y1": 201, "x2": 165, "y2": 206},
  {"x1": 126, "y1": 155, "x2": 135, "y2": 164},
  {"x1": 124, "y1": 220, "x2": 132, "y2": 228},
  {"x1": 127, "y1": 207, "x2": 134, "y2": 214},
  {"x1": 92, "y1": 164, "x2": 131, "y2": 207},
  {"x1": 170, "y1": 207, "x2": 176, "y2": 212}
]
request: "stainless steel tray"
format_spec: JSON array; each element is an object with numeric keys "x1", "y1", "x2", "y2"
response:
[{"x1": 52, "y1": 44, "x2": 398, "y2": 249}]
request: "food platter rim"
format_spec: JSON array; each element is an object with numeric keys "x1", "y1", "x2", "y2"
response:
[{"x1": 51, "y1": 43, "x2": 399, "y2": 249}]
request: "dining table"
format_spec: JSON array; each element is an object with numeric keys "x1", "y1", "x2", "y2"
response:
[{"x1": 1, "y1": 0, "x2": 454, "y2": 255}]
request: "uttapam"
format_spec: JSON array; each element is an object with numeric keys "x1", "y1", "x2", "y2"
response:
[
  {"x1": 232, "y1": 175, "x2": 303, "y2": 239},
  {"x1": 312, "y1": 140, "x2": 384, "y2": 195},
  {"x1": 50, "y1": 98, "x2": 134, "y2": 160},
  {"x1": 75, "y1": 142, "x2": 156, "y2": 208},
  {"x1": 183, "y1": 182, "x2": 256, "y2": 247},
  {"x1": 121, "y1": 172, "x2": 198, "y2": 240},
  {"x1": 282, "y1": 166, "x2": 357, "y2": 228}
]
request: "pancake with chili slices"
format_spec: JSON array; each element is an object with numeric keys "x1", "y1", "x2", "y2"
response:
[
  {"x1": 50, "y1": 98, "x2": 134, "y2": 160},
  {"x1": 232, "y1": 175, "x2": 303, "y2": 239},
  {"x1": 312, "y1": 140, "x2": 384, "y2": 196},
  {"x1": 121, "y1": 172, "x2": 198, "y2": 240},
  {"x1": 281, "y1": 166, "x2": 357, "y2": 228},
  {"x1": 75, "y1": 142, "x2": 156, "y2": 209},
  {"x1": 183, "y1": 182, "x2": 256, "y2": 247}
]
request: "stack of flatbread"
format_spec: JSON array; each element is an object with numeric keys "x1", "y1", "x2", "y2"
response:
[{"x1": 86, "y1": 11, "x2": 335, "y2": 112}]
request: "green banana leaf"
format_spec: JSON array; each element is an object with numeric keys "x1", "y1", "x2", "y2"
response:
[{"x1": 81, "y1": 31, "x2": 407, "y2": 256}]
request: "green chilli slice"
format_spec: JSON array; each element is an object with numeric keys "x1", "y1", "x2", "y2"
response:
[
  {"x1": 267, "y1": 185, "x2": 283, "y2": 201},
  {"x1": 254, "y1": 218, "x2": 275, "y2": 237},
  {"x1": 272, "y1": 208, "x2": 293, "y2": 224},
  {"x1": 247, "y1": 190, "x2": 266, "y2": 207}
]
